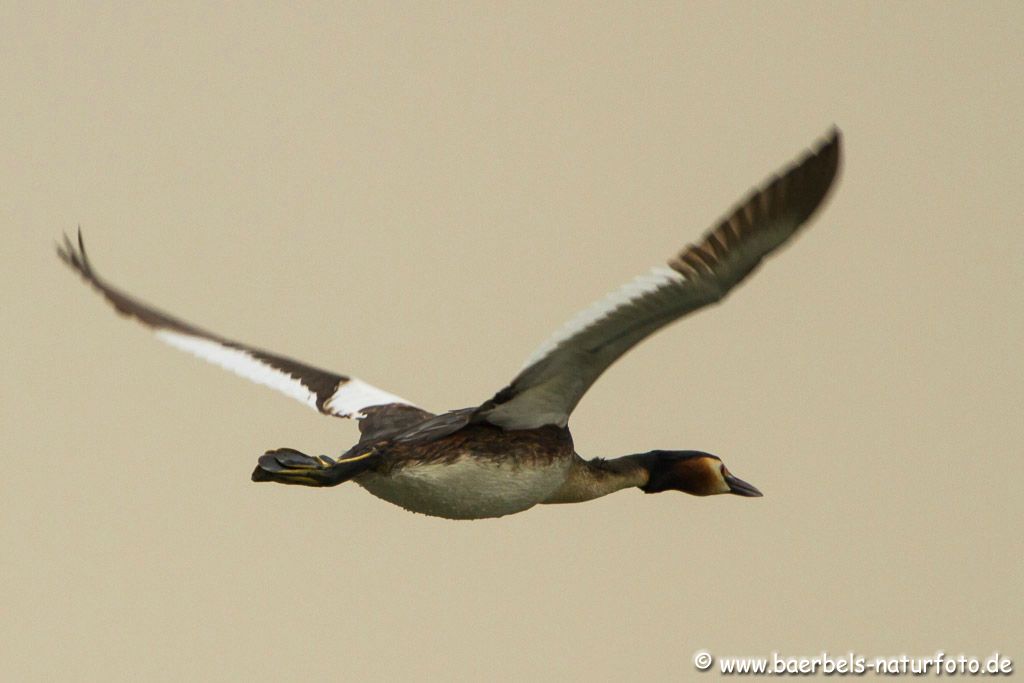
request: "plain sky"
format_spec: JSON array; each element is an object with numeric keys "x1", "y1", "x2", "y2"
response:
[{"x1": 2, "y1": 2, "x2": 1022, "y2": 680}]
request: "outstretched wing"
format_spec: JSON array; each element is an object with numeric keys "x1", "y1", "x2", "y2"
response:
[
  {"x1": 478, "y1": 129, "x2": 842, "y2": 430},
  {"x1": 58, "y1": 231, "x2": 423, "y2": 421}
]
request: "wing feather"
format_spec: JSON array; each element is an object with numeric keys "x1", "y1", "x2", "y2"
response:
[
  {"x1": 58, "y1": 232, "x2": 420, "y2": 420},
  {"x1": 479, "y1": 129, "x2": 842, "y2": 429}
]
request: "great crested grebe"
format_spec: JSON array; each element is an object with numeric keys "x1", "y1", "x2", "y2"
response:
[{"x1": 59, "y1": 129, "x2": 841, "y2": 519}]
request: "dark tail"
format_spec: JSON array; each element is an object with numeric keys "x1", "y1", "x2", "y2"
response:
[{"x1": 251, "y1": 447, "x2": 376, "y2": 487}]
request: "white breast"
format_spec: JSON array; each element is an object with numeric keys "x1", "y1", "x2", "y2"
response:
[{"x1": 355, "y1": 455, "x2": 571, "y2": 520}]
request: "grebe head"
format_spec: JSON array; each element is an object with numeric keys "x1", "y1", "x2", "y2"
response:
[{"x1": 636, "y1": 450, "x2": 762, "y2": 497}]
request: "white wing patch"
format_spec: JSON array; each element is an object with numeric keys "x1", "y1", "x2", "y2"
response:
[
  {"x1": 156, "y1": 331, "x2": 417, "y2": 418},
  {"x1": 521, "y1": 266, "x2": 686, "y2": 370},
  {"x1": 155, "y1": 330, "x2": 320, "y2": 410},
  {"x1": 323, "y1": 378, "x2": 417, "y2": 419}
]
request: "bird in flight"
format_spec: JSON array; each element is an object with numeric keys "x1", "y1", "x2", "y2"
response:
[{"x1": 59, "y1": 129, "x2": 841, "y2": 519}]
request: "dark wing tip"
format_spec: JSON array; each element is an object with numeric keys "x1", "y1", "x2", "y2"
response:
[
  {"x1": 56, "y1": 227, "x2": 95, "y2": 280},
  {"x1": 54, "y1": 229, "x2": 198, "y2": 331},
  {"x1": 737, "y1": 126, "x2": 843, "y2": 231},
  {"x1": 790, "y1": 126, "x2": 843, "y2": 223},
  {"x1": 669, "y1": 128, "x2": 843, "y2": 283},
  {"x1": 762, "y1": 127, "x2": 841, "y2": 218}
]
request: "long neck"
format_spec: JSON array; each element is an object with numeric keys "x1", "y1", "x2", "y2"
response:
[{"x1": 542, "y1": 454, "x2": 651, "y2": 504}]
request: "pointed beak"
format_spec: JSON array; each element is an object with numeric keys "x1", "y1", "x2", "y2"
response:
[{"x1": 724, "y1": 473, "x2": 763, "y2": 497}]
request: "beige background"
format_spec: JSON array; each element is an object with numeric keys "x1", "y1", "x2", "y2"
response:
[{"x1": 2, "y1": 2, "x2": 1021, "y2": 680}]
